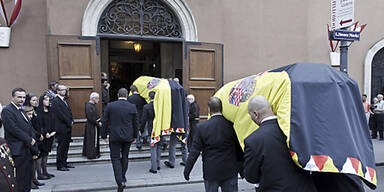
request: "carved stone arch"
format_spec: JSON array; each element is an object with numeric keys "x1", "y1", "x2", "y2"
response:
[
  {"x1": 82, "y1": 0, "x2": 198, "y2": 41},
  {"x1": 364, "y1": 39, "x2": 384, "y2": 101}
]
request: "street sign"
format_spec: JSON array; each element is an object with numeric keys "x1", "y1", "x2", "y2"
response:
[
  {"x1": 329, "y1": 30, "x2": 360, "y2": 41},
  {"x1": 331, "y1": 0, "x2": 354, "y2": 30}
]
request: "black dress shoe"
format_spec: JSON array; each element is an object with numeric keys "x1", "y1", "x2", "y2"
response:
[
  {"x1": 66, "y1": 164, "x2": 75, "y2": 168},
  {"x1": 38, "y1": 175, "x2": 50, "y2": 180},
  {"x1": 117, "y1": 183, "x2": 126, "y2": 192},
  {"x1": 57, "y1": 167, "x2": 70, "y2": 171},
  {"x1": 180, "y1": 162, "x2": 186, "y2": 166},
  {"x1": 33, "y1": 179, "x2": 45, "y2": 186},
  {"x1": 157, "y1": 166, "x2": 160, "y2": 170},
  {"x1": 31, "y1": 182, "x2": 39, "y2": 189},
  {"x1": 164, "y1": 161, "x2": 174, "y2": 168},
  {"x1": 149, "y1": 169, "x2": 157, "y2": 174},
  {"x1": 46, "y1": 173, "x2": 55, "y2": 178}
]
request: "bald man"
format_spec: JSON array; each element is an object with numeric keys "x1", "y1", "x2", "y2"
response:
[
  {"x1": 244, "y1": 95, "x2": 316, "y2": 192},
  {"x1": 51, "y1": 85, "x2": 74, "y2": 171}
]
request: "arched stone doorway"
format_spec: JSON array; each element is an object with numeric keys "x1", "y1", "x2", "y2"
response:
[
  {"x1": 82, "y1": 0, "x2": 198, "y2": 41},
  {"x1": 364, "y1": 39, "x2": 384, "y2": 101},
  {"x1": 371, "y1": 47, "x2": 384, "y2": 99}
]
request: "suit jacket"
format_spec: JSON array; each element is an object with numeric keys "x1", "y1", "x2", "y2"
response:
[
  {"x1": 101, "y1": 99, "x2": 138, "y2": 142},
  {"x1": 51, "y1": 97, "x2": 73, "y2": 136},
  {"x1": 184, "y1": 115, "x2": 243, "y2": 181},
  {"x1": 140, "y1": 101, "x2": 154, "y2": 134},
  {"x1": 243, "y1": 119, "x2": 317, "y2": 192},
  {"x1": 102, "y1": 86, "x2": 110, "y2": 111},
  {"x1": 127, "y1": 94, "x2": 146, "y2": 123},
  {"x1": 1, "y1": 103, "x2": 34, "y2": 157},
  {"x1": 188, "y1": 101, "x2": 200, "y2": 121}
]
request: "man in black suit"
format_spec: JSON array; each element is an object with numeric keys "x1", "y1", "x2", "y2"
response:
[
  {"x1": 140, "y1": 91, "x2": 159, "y2": 173},
  {"x1": 244, "y1": 95, "x2": 317, "y2": 192},
  {"x1": 1, "y1": 88, "x2": 36, "y2": 192},
  {"x1": 102, "y1": 88, "x2": 138, "y2": 192},
  {"x1": 51, "y1": 85, "x2": 74, "y2": 171},
  {"x1": 184, "y1": 97, "x2": 243, "y2": 192},
  {"x1": 127, "y1": 85, "x2": 146, "y2": 149}
]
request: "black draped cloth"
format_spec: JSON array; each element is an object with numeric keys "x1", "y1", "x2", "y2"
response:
[{"x1": 82, "y1": 102, "x2": 101, "y2": 159}]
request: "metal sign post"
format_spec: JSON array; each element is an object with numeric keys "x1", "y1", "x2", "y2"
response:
[{"x1": 330, "y1": 0, "x2": 355, "y2": 74}]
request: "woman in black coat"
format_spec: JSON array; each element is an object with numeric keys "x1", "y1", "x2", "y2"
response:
[
  {"x1": 82, "y1": 92, "x2": 101, "y2": 159},
  {"x1": 25, "y1": 93, "x2": 47, "y2": 189},
  {"x1": 36, "y1": 94, "x2": 56, "y2": 179}
]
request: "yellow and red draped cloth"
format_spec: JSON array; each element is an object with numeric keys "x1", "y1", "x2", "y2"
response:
[
  {"x1": 132, "y1": 76, "x2": 188, "y2": 146},
  {"x1": 214, "y1": 63, "x2": 376, "y2": 189}
]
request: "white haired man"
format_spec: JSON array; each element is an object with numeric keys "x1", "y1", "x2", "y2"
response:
[
  {"x1": 373, "y1": 94, "x2": 384, "y2": 140},
  {"x1": 82, "y1": 92, "x2": 102, "y2": 159}
]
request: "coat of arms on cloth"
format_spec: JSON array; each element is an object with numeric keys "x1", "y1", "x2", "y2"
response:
[
  {"x1": 147, "y1": 78, "x2": 160, "y2": 90},
  {"x1": 229, "y1": 75, "x2": 258, "y2": 106}
]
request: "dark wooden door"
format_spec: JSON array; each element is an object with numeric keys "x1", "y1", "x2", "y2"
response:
[
  {"x1": 183, "y1": 42, "x2": 223, "y2": 120},
  {"x1": 47, "y1": 35, "x2": 101, "y2": 136},
  {"x1": 371, "y1": 47, "x2": 384, "y2": 101}
]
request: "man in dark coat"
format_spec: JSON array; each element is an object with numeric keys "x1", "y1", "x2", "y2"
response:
[
  {"x1": 51, "y1": 85, "x2": 74, "y2": 171},
  {"x1": 101, "y1": 77, "x2": 110, "y2": 113},
  {"x1": 102, "y1": 88, "x2": 138, "y2": 192},
  {"x1": 186, "y1": 94, "x2": 199, "y2": 151},
  {"x1": 127, "y1": 85, "x2": 146, "y2": 149},
  {"x1": 1, "y1": 88, "x2": 36, "y2": 192},
  {"x1": 140, "y1": 91, "x2": 159, "y2": 173},
  {"x1": 184, "y1": 97, "x2": 243, "y2": 192},
  {"x1": 244, "y1": 95, "x2": 317, "y2": 192}
]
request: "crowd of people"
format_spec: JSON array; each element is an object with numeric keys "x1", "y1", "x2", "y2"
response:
[
  {"x1": 364, "y1": 93, "x2": 384, "y2": 140},
  {"x1": 0, "y1": 74, "x2": 202, "y2": 192},
  {"x1": 0, "y1": 73, "x2": 374, "y2": 192}
]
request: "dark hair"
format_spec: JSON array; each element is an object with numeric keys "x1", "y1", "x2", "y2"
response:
[
  {"x1": 130, "y1": 85, "x2": 138, "y2": 93},
  {"x1": 24, "y1": 93, "x2": 37, "y2": 107},
  {"x1": 118, "y1": 88, "x2": 128, "y2": 98},
  {"x1": 48, "y1": 81, "x2": 57, "y2": 88},
  {"x1": 148, "y1": 91, "x2": 155, "y2": 100},
  {"x1": 12, "y1": 88, "x2": 26, "y2": 97},
  {"x1": 362, "y1": 94, "x2": 367, "y2": 97},
  {"x1": 208, "y1": 97, "x2": 222, "y2": 113},
  {"x1": 36, "y1": 94, "x2": 50, "y2": 114}
]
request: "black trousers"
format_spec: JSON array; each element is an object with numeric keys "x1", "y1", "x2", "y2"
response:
[
  {"x1": 373, "y1": 113, "x2": 384, "y2": 139},
  {"x1": 14, "y1": 152, "x2": 33, "y2": 192},
  {"x1": 109, "y1": 141, "x2": 131, "y2": 186},
  {"x1": 56, "y1": 133, "x2": 71, "y2": 169}
]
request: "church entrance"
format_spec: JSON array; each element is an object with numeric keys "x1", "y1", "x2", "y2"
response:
[
  {"x1": 101, "y1": 39, "x2": 183, "y2": 101},
  {"x1": 371, "y1": 47, "x2": 384, "y2": 100},
  {"x1": 47, "y1": 0, "x2": 223, "y2": 136}
]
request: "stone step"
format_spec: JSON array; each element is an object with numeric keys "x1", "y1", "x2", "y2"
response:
[
  {"x1": 48, "y1": 144, "x2": 182, "y2": 159},
  {"x1": 47, "y1": 151, "x2": 183, "y2": 165}
]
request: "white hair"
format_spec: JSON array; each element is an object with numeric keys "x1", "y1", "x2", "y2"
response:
[
  {"x1": 90, "y1": 92, "x2": 99, "y2": 100},
  {"x1": 187, "y1": 94, "x2": 195, "y2": 101}
]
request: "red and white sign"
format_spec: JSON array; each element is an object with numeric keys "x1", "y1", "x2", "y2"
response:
[
  {"x1": 331, "y1": 0, "x2": 354, "y2": 30},
  {"x1": 0, "y1": 0, "x2": 22, "y2": 27}
]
